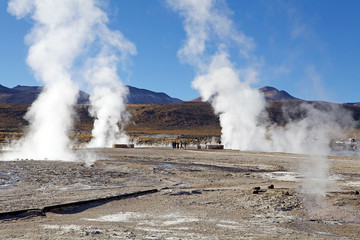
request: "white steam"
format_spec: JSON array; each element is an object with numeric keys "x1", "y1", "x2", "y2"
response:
[
  {"x1": 168, "y1": 0, "x2": 355, "y2": 154},
  {"x1": 169, "y1": 0, "x2": 356, "y2": 213},
  {"x1": 85, "y1": 55, "x2": 133, "y2": 148},
  {"x1": 168, "y1": 0, "x2": 267, "y2": 151},
  {"x1": 3, "y1": 0, "x2": 135, "y2": 160},
  {"x1": 83, "y1": 24, "x2": 136, "y2": 148},
  {"x1": 192, "y1": 52, "x2": 267, "y2": 150}
]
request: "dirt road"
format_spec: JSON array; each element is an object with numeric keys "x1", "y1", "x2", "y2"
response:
[{"x1": 0, "y1": 147, "x2": 360, "y2": 239}]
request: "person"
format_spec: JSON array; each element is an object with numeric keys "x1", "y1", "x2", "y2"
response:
[
  {"x1": 176, "y1": 141, "x2": 179, "y2": 149},
  {"x1": 184, "y1": 141, "x2": 187, "y2": 150},
  {"x1": 172, "y1": 141, "x2": 176, "y2": 149},
  {"x1": 180, "y1": 140, "x2": 183, "y2": 149}
]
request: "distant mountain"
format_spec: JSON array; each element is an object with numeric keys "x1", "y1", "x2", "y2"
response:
[
  {"x1": 0, "y1": 84, "x2": 182, "y2": 105},
  {"x1": 0, "y1": 85, "x2": 34, "y2": 104},
  {"x1": 345, "y1": 102, "x2": 360, "y2": 108},
  {"x1": 190, "y1": 86, "x2": 299, "y2": 102},
  {"x1": 12, "y1": 85, "x2": 43, "y2": 92},
  {"x1": 189, "y1": 97, "x2": 202, "y2": 102},
  {"x1": 259, "y1": 86, "x2": 299, "y2": 101},
  {"x1": 0, "y1": 85, "x2": 89, "y2": 104},
  {"x1": 0, "y1": 84, "x2": 17, "y2": 94},
  {"x1": 126, "y1": 86, "x2": 182, "y2": 104},
  {"x1": 1, "y1": 101, "x2": 359, "y2": 135}
]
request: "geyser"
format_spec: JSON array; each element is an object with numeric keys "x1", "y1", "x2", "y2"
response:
[
  {"x1": 169, "y1": 0, "x2": 356, "y2": 216},
  {"x1": 168, "y1": 0, "x2": 356, "y2": 154},
  {"x1": 3, "y1": 0, "x2": 135, "y2": 160},
  {"x1": 83, "y1": 27, "x2": 136, "y2": 148},
  {"x1": 167, "y1": 0, "x2": 267, "y2": 152}
]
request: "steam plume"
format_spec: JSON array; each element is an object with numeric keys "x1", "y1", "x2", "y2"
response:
[
  {"x1": 168, "y1": 0, "x2": 355, "y2": 154},
  {"x1": 85, "y1": 51, "x2": 135, "y2": 148},
  {"x1": 168, "y1": 0, "x2": 268, "y2": 151},
  {"x1": 4, "y1": 0, "x2": 135, "y2": 160},
  {"x1": 169, "y1": 0, "x2": 356, "y2": 214},
  {"x1": 81, "y1": 9, "x2": 136, "y2": 148}
]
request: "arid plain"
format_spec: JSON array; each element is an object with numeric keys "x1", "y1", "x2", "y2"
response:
[{"x1": 1, "y1": 147, "x2": 360, "y2": 239}]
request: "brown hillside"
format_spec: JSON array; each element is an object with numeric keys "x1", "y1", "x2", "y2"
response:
[
  {"x1": 1, "y1": 101, "x2": 359, "y2": 143},
  {"x1": 0, "y1": 102, "x2": 222, "y2": 137},
  {"x1": 126, "y1": 102, "x2": 220, "y2": 136},
  {"x1": 265, "y1": 100, "x2": 360, "y2": 128},
  {"x1": 0, "y1": 103, "x2": 29, "y2": 132}
]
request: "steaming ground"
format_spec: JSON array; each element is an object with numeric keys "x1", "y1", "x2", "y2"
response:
[
  {"x1": 0, "y1": 148, "x2": 360, "y2": 239},
  {"x1": 6, "y1": 0, "x2": 135, "y2": 159}
]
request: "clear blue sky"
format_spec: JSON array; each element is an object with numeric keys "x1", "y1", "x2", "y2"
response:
[{"x1": 0, "y1": 0, "x2": 359, "y2": 103}]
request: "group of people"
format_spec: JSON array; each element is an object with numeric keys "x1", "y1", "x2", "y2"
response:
[{"x1": 171, "y1": 140, "x2": 187, "y2": 149}]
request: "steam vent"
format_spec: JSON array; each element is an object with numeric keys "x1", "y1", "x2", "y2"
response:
[
  {"x1": 206, "y1": 144, "x2": 224, "y2": 149},
  {"x1": 1, "y1": 0, "x2": 360, "y2": 239},
  {"x1": 113, "y1": 144, "x2": 135, "y2": 148}
]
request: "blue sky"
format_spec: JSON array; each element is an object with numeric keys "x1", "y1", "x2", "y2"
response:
[{"x1": 0, "y1": 0, "x2": 359, "y2": 103}]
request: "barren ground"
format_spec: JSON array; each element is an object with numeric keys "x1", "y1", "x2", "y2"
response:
[{"x1": 0, "y1": 147, "x2": 360, "y2": 239}]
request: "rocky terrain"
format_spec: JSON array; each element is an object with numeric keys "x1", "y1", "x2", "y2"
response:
[{"x1": 0, "y1": 147, "x2": 360, "y2": 239}]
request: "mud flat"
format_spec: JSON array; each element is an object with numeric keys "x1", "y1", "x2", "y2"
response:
[{"x1": 0, "y1": 147, "x2": 360, "y2": 239}]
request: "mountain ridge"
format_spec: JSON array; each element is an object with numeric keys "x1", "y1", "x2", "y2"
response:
[
  {"x1": 127, "y1": 85, "x2": 182, "y2": 104},
  {"x1": 0, "y1": 84, "x2": 359, "y2": 106},
  {"x1": 190, "y1": 86, "x2": 300, "y2": 102},
  {"x1": 0, "y1": 84, "x2": 182, "y2": 105},
  {"x1": 258, "y1": 86, "x2": 299, "y2": 101}
]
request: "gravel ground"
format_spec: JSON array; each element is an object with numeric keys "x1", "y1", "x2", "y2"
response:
[{"x1": 0, "y1": 147, "x2": 360, "y2": 239}]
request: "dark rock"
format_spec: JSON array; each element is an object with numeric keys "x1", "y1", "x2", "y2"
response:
[
  {"x1": 171, "y1": 191, "x2": 192, "y2": 196},
  {"x1": 252, "y1": 186, "x2": 261, "y2": 194},
  {"x1": 268, "y1": 184, "x2": 274, "y2": 189},
  {"x1": 191, "y1": 190, "x2": 202, "y2": 194}
]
